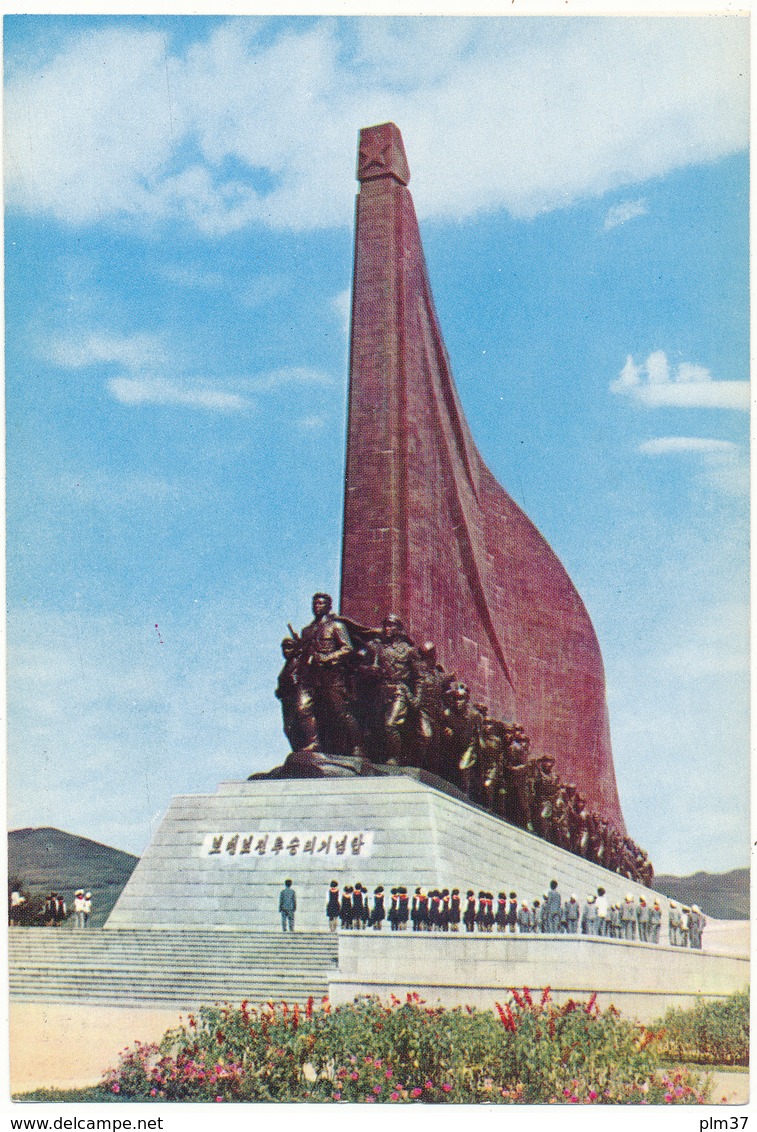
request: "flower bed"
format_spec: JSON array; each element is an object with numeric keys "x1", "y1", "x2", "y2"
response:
[{"x1": 104, "y1": 990, "x2": 712, "y2": 1104}]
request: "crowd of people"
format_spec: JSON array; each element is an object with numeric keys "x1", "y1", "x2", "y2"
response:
[
  {"x1": 277, "y1": 595, "x2": 653, "y2": 885},
  {"x1": 8, "y1": 887, "x2": 92, "y2": 928},
  {"x1": 325, "y1": 879, "x2": 706, "y2": 949}
]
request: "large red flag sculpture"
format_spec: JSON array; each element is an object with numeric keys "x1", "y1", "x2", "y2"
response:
[{"x1": 341, "y1": 122, "x2": 625, "y2": 832}]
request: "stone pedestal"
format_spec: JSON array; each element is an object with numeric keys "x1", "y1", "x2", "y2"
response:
[{"x1": 107, "y1": 776, "x2": 670, "y2": 933}]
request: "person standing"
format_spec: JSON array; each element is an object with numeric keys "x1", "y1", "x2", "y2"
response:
[
  {"x1": 581, "y1": 895, "x2": 598, "y2": 936},
  {"x1": 689, "y1": 905, "x2": 705, "y2": 949},
  {"x1": 649, "y1": 900, "x2": 662, "y2": 944},
  {"x1": 440, "y1": 889, "x2": 451, "y2": 932},
  {"x1": 387, "y1": 888, "x2": 399, "y2": 931},
  {"x1": 463, "y1": 890, "x2": 476, "y2": 933},
  {"x1": 545, "y1": 880, "x2": 561, "y2": 934},
  {"x1": 370, "y1": 886, "x2": 385, "y2": 931},
  {"x1": 449, "y1": 889, "x2": 461, "y2": 932},
  {"x1": 517, "y1": 901, "x2": 532, "y2": 933},
  {"x1": 595, "y1": 887, "x2": 608, "y2": 937},
  {"x1": 352, "y1": 883, "x2": 365, "y2": 929},
  {"x1": 621, "y1": 894, "x2": 637, "y2": 941},
  {"x1": 278, "y1": 879, "x2": 296, "y2": 932},
  {"x1": 495, "y1": 892, "x2": 508, "y2": 933},
  {"x1": 507, "y1": 892, "x2": 519, "y2": 934},
  {"x1": 637, "y1": 898, "x2": 650, "y2": 943},
  {"x1": 73, "y1": 890, "x2": 86, "y2": 930},
  {"x1": 565, "y1": 894, "x2": 580, "y2": 934},
  {"x1": 679, "y1": 906, "x2": 690, "y2": 948},
  {"x1": 668, "y1": 901, "x2": 681, "y2": 946},
  {"x1": 83, "y1": 892, "x2": 92, "y2": 928},
  {"x1": 326, "y1": 880, "x2": 341, "y2": 932},
  {"x1": 398, "y1": 887, "x2": 410, "y2": 930}
]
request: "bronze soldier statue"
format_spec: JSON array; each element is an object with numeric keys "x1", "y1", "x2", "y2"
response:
[
  {"x1": 275, "y1": 636, "x2": 318, "y2": 752},
  {"x1": 365, "y1": 614, "x2": 422, "y2": 765},
  {"x1": 478, "y1": 717, "x2": 506, "y2": 812},
  {"x1": 500, "y1": 724, "x2": 532, "y2": 829},
  {"x1": 297, "y1": 593, "x2": 365, "y2": 757},
  {"x1": 527, "y1": 754, "x2": 559, "y2": 840},
  {"x1": 412, "y1": 641, "x2": 451, "y2": 775},
  {"x1": 441, "y1": 682, "x2": 483, "y2": 790}
]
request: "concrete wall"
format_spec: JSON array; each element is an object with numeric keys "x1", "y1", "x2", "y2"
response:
[
  {"x1": 330, "y1": 933, "x2": 749, "y2": 1024},
  {"x1": 107, "y1": 777, "x2": 677, "y2": 933}
]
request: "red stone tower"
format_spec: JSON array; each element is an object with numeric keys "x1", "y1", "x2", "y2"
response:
[{"x1": 340, "y1": 122, "x2": 625, "y2": 832}]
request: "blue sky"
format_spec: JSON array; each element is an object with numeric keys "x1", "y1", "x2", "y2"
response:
[{"x1": 5, "y1": 15, "x2": 749, "y2": 874}]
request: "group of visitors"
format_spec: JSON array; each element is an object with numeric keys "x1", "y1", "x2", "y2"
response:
[
  {"x1": 325, "y1": 879, "x2": 706, "y2": 948},
  {"x1": 8, "y1": 888, "x2": 93, "y2": 928},
  {"x1": 668, "y1": 901, "x2": 706, "y2": 949}
]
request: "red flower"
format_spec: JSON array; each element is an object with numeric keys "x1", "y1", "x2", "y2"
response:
[
  {"x1": 585, "y1": 992, "x2": 598, "y2": 1014},
  {"x1": 306, "y1": 995, "x2": 314, "y2": 1019}
]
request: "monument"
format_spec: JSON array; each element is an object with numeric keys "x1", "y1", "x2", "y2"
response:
[{"x1": 107, "y1": 123, "x2": 656, "y2": 932}]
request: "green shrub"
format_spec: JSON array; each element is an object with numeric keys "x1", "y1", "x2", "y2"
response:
[
  {"x1": 655, "y1": 990, "x2": 749, "y2": 1067},
  {"x1": 103, "y1": 991, "x2": 711, "y2": 1104}
]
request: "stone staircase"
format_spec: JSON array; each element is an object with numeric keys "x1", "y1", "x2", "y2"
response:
[{"x1": 9, "y1": 928, "x2": 338, "y2": 1009}]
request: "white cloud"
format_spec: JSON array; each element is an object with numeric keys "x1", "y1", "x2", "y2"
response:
[
  {"x1": 108, "y1": 376, "x2": 249, "y2": 412},
  {"x1": 638, "y1": 436, "x2": 733, "y2": 456},
  {"x1": 639, "y1": 435, "x2": 748, "y2": 496},
  {"x1": 46, "y1": 327, "x2": 335, "y2": 411},
  {"x1": 611, "y1": 352, "x2": 749, "y2": 410},
  {"x1": 604, "y1": 197, "x2": 648, "y2": 230},
  {"x1": 5, "y1": 18, "x2": 748, "y2": 233},
  {"x1": 48, "y1": 330, "x2": 166, "y2": 370}
]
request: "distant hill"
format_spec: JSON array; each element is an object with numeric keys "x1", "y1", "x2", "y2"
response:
[
  {"x1": 653, "y1": 868, "x2": 749, "y2": 921},
  {"x1": 8, "y1": 827, "x2": 139, "y2": 927}
]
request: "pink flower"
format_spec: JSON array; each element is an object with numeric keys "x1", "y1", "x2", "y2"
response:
[
  {"x1": 215, "y1": 1096, "x2": 223, "y2": 1103},
  {"x1": 442, "y1": 1083, "x2": 452, "y2": 1092},
  {"x1": 150, "y1": 1088, "x2": 157, "y2": 1096},
  {"x1": 351, "y1": 1071, "x2": 359, "y2": 1080},
  {"x1": 333, "y1": 1092, "x2": 342, "y2": 1101},
  {"x1": 390, "y1": 1092, "x2": 400, "y2": 1101},
  {"x1": 385, "y1": 1069, "x2": 393, "y2": 1079},
  {"x1": 373, "y1": 1085, "x2": 382, "y2": 1094},
  {"x1": 588, "y1": 1090, "x2": 598, "y2": 1100},
  {"x1": 365, "y1": 1096, "x2": 376, "y2": 1103},
  {"x1": 111, "y1": 1084, "x2": 120, "y2": 1094},
  {"x1": 425, "y1": 1079, "x2": 433, "y2": 1089},
  {"x1": 411, "y1": 1087, "x2": 422, "y2": 1098}
]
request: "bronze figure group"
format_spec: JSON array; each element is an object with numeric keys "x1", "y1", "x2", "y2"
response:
[{"x1": 276, "y1": 594, "x2": 653, "y2": 885}]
